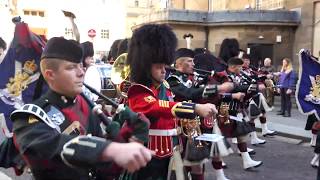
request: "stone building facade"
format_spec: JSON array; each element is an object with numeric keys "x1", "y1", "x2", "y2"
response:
[{"x1": 134, "y1": 0, "x2": 320, "y2": 70}]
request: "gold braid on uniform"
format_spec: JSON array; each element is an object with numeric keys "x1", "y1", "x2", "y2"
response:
[{"x1": 171, "y1": 102, "x2": 196, "y2": 119}]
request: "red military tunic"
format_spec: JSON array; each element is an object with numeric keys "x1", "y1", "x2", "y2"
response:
[{"x1": 127, "y1": 81, "x2": 196, "y2": 158}]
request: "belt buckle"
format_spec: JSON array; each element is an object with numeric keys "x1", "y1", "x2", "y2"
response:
[{"x1": 176, "y1": 127, "x2": 182, "y2": 135}]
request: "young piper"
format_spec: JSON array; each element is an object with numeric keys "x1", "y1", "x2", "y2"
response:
[
  {"x1": 127, "y1": 24, "x2": 217, "y2": 179},
  {"x1": 10, "y1": 37, "x2": 153, "y2": 180}
]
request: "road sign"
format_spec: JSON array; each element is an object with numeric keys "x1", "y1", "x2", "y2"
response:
[{"x1": 88, "y1": 29, "x2": 96, "y2": 38}]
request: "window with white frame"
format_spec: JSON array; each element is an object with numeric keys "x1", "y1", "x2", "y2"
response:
[
  {"x1": 65, "y1": 28, "x2": 73, "y2": 37},
  {"x1": 101, "y1": 29, "x2": 109, "y2": 39},
  {"x1": 256, "y1": 0, "x2": 284, "y2": 10}
]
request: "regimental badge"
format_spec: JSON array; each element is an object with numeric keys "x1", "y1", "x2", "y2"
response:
[
  {"x1": 305, "y1": 75, "x2": 320, "y2": 104},
  {"x1": 28, "y1": 115, "x2": 39, "y2": 124},
  {"x1": 144, "y1": 95, "x2": 156, "y2": 103},
  {"x1": 47, "y1": 106, "x2": 65, "y2": 126},
  {"x1": 6, "y1": 60, "x2": 38, "y2": 97}
]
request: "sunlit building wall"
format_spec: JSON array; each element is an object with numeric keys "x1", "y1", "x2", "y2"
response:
[{"x1": 1, "y1": 0, "x2": 127, "y2": 57}]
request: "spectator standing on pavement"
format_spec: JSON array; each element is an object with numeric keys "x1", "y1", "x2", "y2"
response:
[
  {"x1": 261, "y1": 58, "x2": 276, "y2": 107},
  {"x1": 260, "y1": 58, "x2": 275, "y2": 73},
  {"x1": 276, "y1": 58, "x2": 297, "y2": 117}
]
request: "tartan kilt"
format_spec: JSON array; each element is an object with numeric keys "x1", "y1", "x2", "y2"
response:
[{"x1": 218, "y1": 117, "x2": 254, "y2": 138}]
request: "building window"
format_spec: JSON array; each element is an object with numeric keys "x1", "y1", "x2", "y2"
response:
[
  {"x1": 65, "y1": 28, "x2": 73, "y2": 37},
  {"x1": 23, "y1": 10, "x2": 45, "y2": 17},
  {"x1": 135, "y1": 0, "x2": 139, "y2": 7},
  {"x1": 101, "y1": 29, "x2": 109, "y2": 39},
  {"x1": 23, "y1": 10, "x2": 30, "y2": 15},
  {"x1": 256, "y1": 0, "x2": 284, "y2": 10},
  {"x1": 31, "y1": 11, "x2": 37, "y2": 16},
  {"x1": 38, "y1": 11, "x2": 44, "y2": 17},
  {"x1": 256, "y1": 0, "x2": 262, "y2": 10}
]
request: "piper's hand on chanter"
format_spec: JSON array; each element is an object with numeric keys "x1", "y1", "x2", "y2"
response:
[
  {"x1": 102, "y1": 142, "x2": 154, "y2": 173},
  {"x1": 232, "y1": 92, "x2": 245, "y2": 102},
  {"x1": 195, "y1": 103, "x2": 217, "y2": 118}
]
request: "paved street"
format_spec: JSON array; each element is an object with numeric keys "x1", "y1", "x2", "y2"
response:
[
  {"x1": 0, "y1": 96, "x2": 317, "y2": 180},
  {"x1": 1, "y1": 134, "x2": 316, "y2": 180},
  {"x1": 255, "y1": 95, "x2": 311, "y2": 139},
  {"x1": 205, "y1": 135, "x2": 316, "y2": 180},
  {"x1": 204, "y1": 96, "x2": 317, "y2": 180}
]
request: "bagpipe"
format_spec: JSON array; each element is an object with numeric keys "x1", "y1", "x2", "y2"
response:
[
  {"x1": 239, "y1": 70, "x2": 273, "y2": 118},
  {"x1": 239, "y1": 70, "x2": 260, "y2": 93},
  {"x1": 193, "y1": 67, "x2": 229, "y2": 86},
  {"x1": 238, "y1": 70, "x2": 261, "y2": 105},
  {"x1": 82, "y1": 83, "x2": 150, "y2": 144},
  {"x1": 240, "y1": 70, "x2": 257, "y2": 84},
  {"x1": 245, "y1": 66, "x2": 270, "y2": 82},
  {"x1": 166, "y1": 66, "x2": 228, "y2": 82}
]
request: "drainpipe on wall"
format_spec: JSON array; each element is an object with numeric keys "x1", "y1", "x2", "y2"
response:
[{"x1": 204, "y1": 26, "x2": 209, "y2": 49}]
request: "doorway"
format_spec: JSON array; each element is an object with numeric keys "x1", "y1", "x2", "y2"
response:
[{"x1": 247, "y1": 43, "x2": 274, "y2": 69}]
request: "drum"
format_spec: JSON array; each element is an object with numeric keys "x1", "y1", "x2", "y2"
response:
[
  {"x1": 84, "y1": 64, "x2": 117, "y2": 100},
  {"x1": 96, "y1": 64, "x2": 114, "y2": 89}
]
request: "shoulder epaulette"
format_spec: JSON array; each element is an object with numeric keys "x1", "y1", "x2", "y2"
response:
[
  {"x1": 11, "y1": 104, "x2": 61, "y2": 133},
  {"x1": 127, "y1": 84, "x2": 155, "y2": 98}
]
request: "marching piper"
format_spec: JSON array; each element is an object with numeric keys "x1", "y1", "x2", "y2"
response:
[{"x1": 126, "y1": 24, "x2": 217, "y2": 180}]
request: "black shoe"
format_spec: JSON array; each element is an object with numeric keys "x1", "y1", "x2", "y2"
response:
[
  {"x1": 283, "y1": 112, "x2": 291, "y2": 117},
  {"x1": 263, "y1": 131, "x2": 277, "y2": 137},
  {"x1": 276, "y1": 112, "x2": 284, "y2": 115},
  {"x1": 249, "y1": 150, "x2": 256, "y2": 155}
]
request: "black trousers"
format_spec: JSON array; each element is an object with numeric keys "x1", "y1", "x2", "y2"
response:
[{"x1": 280, "y1": 88, "x2": 292, "y2": 114}]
